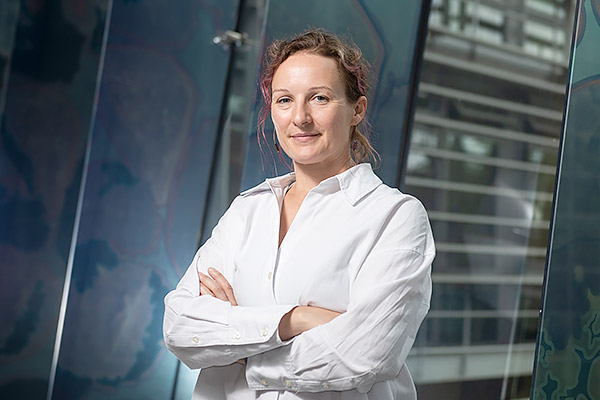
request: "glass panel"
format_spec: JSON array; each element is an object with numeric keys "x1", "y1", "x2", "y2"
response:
[
  {"x1": 49, "y1": 1, "x2": 239, "y2": 399},
  {"x1": 404, "y1": 1, "x2": 576, "y2": 399},
  {"x1": 531, "y1": 1, "x2": 600, "y2": 399},
  {"x1": 200, "y1": 0, "x2": 268, "y2": 243},
  {"x1": 0, "y1": 2, "x2": 109, "y2": 398}
]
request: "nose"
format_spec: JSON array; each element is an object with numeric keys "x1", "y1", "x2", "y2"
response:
[{"x1": 292, "y1": 101, "x2": 312, "y2": 127}]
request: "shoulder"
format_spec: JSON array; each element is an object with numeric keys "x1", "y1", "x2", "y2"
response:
[
  {"x1": 224, "y1": 175, "x2": 282, "y2": 217},
  {"x1": 347, "y1": 165, "x2": 430, "y2": 226},
  {"x1": 225, "y1": 186, "x2": 270, "y2": 219},
  {"x1": 366, "y1": 183, "x2": 434, "y2": 255},
  {"x1": 239, "y1": 180, "x2": 271, "y2": 197},
  {"x1": 368, "y1": 180, "x2": 428, "y2": 215}
]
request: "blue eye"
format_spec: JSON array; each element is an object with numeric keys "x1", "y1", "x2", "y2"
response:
[
  {"x1": 314, "y1": 95, "x2": 328, "y2": 102},
  {"x1": 277, "y1": 97, "x2": 291, "y2": 104}
]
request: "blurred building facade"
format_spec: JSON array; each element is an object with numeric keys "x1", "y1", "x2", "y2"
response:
[{"x1": 404, "y1": 1, "x2": 575, "y2": 399}]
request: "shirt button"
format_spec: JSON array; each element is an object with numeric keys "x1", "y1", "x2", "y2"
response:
[
  {"x1": 260, "y1": 378, "x2": 269, "y2": 386},
  {"x1": 284, "y1": 378, "x2": 291, "y2": 388},
  {"x1": 234, "y1": 331, "x2": 241, "y2": 340},
  {"x1": 322, "y1": 383, "x2": 330, "y2": 389},
  {"x1": 267, "y1": 271, "x2": 272, "y2": 280},
  {"x1": 261, "y1": 328, "x2": 269, "y2": 337},
  {"x1": 192, "y1": 336, "x2": 199, "y2": 344}
]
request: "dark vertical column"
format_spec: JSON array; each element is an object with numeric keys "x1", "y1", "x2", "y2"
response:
[
  {"x1": 531, "y1": 1, "x2": 600, "y2": 399},
  {"x1": 0, "y1": 0, "x2": 20, "y2": 118},
  {"x1": 0, "y1": 1, "x2": 109, "y2": 398}
]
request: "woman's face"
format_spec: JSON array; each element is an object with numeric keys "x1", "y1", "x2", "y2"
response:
[{"x1": 271, "y1": 52, "x2": 366, "y2": 170}]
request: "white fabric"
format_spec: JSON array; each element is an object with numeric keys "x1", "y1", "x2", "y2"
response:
[{"x1": 163, "y1": 163, "x2": 435, "y2": 399}]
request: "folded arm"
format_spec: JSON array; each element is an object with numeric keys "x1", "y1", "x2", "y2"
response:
[
  {"x1": 200, "y1": 267, "x2": 343, "y2": 342},
  {"x1": 245, "y1": 201, "x2": 435, "y2": 393},
  {"x1": 163, "y1": 253, "x2": 297, "y2": 369},
  {"x1": 163, "y1": 199, "x2": 298, "y2": 370},
  {"x1": 245, "y1": 249, "x2": 433, "y2": 393}
]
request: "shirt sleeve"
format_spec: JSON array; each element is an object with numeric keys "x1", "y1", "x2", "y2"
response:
[
  {"x1": 163, "y1": 197, "x2": 296, "y2": 370},
  {"x1": 245, "y1": 200, "x2": 434, "y2": 393}
]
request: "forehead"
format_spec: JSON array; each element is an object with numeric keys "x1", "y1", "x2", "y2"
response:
[{"x1": 272, "y1": 52, "x2": 344, "y2": 90}]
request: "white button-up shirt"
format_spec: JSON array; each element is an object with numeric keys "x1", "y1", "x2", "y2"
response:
[{"x1": 163, "y1": 163, "x2": 435, "y2": 399}]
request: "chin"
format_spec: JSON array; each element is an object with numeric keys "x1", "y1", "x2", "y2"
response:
[
  {"x1": 285, "y1": 151, "x2": 322, "y2": 165},
  {"x1": 290, "y1": 159, "x2": 320, "y2": 168}
]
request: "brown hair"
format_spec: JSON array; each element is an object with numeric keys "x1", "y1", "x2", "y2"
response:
[{"x1": 257, "y1": 28, "x2": 379, "y2": 165}]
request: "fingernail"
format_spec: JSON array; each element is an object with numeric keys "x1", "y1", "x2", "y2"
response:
[{"x1": 208, "y1": 267, "x2": 215, "y2": 273}]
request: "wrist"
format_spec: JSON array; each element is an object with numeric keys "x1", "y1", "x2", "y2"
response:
[
  {"x1": 278, "y1": 306, "x2": 301, "y2": 341},
  {"x1": 292, "y1": 306, "x2": 310, "y2": 334}
]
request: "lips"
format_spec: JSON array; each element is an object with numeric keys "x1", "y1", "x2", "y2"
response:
[{"x1": 290, "y1": 132, "x2": 320, "y2": 143}]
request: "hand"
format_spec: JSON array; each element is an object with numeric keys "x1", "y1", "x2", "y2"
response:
[
  {"x1": 198, "y1": 267, "x2": 238, "y2": 306},
  {"x1": 278, "y1": 306, "x2": 342, "y2": 341},
  {"x1": 198, "y1": 268, "x2": 243, "y2": 366}
]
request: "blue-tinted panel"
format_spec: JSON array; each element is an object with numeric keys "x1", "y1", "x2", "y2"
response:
[
  {"x1": 52, "y1": 1, "x2": 239, "y2": 399},
  {"x1": 0, "y1": 1, "x2": 108, "y2": 397},
  {"x1": 531, "y1": 1, "x2": 600, "y2": 399}
]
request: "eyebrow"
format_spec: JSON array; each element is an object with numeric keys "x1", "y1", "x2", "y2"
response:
[{"x1": 272, "y1": 86, "x2": 335, "y2": 94}]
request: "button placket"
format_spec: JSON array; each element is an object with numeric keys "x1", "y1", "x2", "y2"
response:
[{"x1": 269, "y1": 247, "x2": 281, "y2": 301}]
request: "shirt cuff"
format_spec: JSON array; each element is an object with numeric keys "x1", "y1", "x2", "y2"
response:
[
  {"x1": 169, "y1": 297, "x2": 296, "y2": 349},
  {"x1": 244, "y1": 325, "x2": 374, "y2": 393},
  {"x1": 227, "y1": 304, "x2": 297, "y2": 345}
]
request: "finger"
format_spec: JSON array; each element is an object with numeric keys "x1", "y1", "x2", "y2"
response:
[
  {"x1": 197, "y1": 271, "x2": 204, "y2": 295},
  {"x1": 207, "y1": 269, "x2": 238, "y2": 306},
  {"x1": 198, "y1": 271, "x2": 214, "y2": 296},
  {"x1": 199, "y1": 272, "x2": 229, "y2": 302},
  {"x1": 200, "y1": 282, "x2": 214, "y2": 297},
  {"x1": 206, "y1": 268, "x2": 237, "y2": 305},
  {"x1": 208, "y1": 268, "x2": 238, "y2": 306}
]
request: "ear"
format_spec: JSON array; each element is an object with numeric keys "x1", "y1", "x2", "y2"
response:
[{"x1": 351, "y1": 96, "x2": 367, "y2": 125}]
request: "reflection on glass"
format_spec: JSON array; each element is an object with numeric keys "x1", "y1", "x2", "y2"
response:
[
  {"x1": 0, "y1": 1, "x2": 109, "y2": 398},
  {"x1": 531, "y1": 0, "x2": 600, "y2": 398},
  {"x1": 404, "y1": 1, "x2": 575, "y2": 399},
  {"x1": 200, "y1": 0, "x2": 267, "y2": 243}
]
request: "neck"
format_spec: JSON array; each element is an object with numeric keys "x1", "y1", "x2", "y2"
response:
[{"x1": 291, "y1": 158, "x2": 355, "y2": 196}]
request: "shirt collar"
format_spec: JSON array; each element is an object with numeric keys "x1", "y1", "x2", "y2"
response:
[
  {"x1": 240, "y1": 163, "x2": 382, "y2": 206},
  {"x1": 336, "y1": 163, "x2": 382, "y2": 205}
]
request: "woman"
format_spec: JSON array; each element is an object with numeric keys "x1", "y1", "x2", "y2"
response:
[{"x1": 163, "y1": 29, "x2": 435, "y2": 399}]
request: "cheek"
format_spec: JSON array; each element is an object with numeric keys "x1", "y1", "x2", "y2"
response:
[
  {"x1": 271, "y1": 110, "x2": 289, "y2": 131},
  {"x1": 326, "y1": 106, "x2": 353, "y2": 125},
  {"x1": 327, "y1": 110, "x2": 354, "y2": 136}
]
